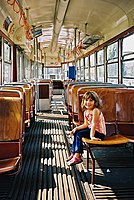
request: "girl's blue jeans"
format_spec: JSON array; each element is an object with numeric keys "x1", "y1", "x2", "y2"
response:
[{"x1": 71, "y1": 127, "x2": 105, "y2": 154}]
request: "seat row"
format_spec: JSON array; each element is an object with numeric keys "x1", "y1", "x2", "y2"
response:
[
  {"x1": 0, "y1": 82, "x2": 36, "y2": 175},
  {"x1": 64, "y1": 81, "x2": 134, "y2": 184}
]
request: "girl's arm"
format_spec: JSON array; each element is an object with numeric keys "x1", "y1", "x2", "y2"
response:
[
  {"x1": 70, "y1": 111, "x2": 88, "y2": 135},
  {"x1": 90, "y1": 108, "x2": 101, "y2": 140}
]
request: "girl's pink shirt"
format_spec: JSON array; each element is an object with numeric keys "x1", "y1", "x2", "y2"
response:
[{"x1": 84, "y1": 110, "x2": 106, "y2": 135}]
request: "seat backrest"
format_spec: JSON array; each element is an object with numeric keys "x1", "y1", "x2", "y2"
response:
[
  {"x1": 0, "y1": 86, "x2": 26, "y2": 134},
  {"x1": 77, "y1": 87, "x2": 128, "y2": 123},
  {"x1": 116, "y1": 89, "x2": 134, "y2": 136},
  {"x1": 37, "y1": 83, "x2": 50, "y2": 99},
  {"x1": 116, "y1": 90, "x2": 134, "y2": 122},
  {"x1": 5, "y1": 83, "x2": 31, "y2": 113},
  {"x1": 4, "y1": 83, "x2": 32, "y2": 127},
  {"x1": 71, "y1": 83, "x2": 112, "y2": 114},
  {"x1": 66, "y1": 81, "x2": 100, "y2": 107},
  {"x1": 0, "y1": 142, "x2": 20, "y2": 159},
  {"x1": 0, "y1": 96, "x2": 23, "y2": 141}
]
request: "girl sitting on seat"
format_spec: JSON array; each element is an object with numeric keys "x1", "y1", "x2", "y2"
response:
[{"x1": 67, "y1": 91, "x2": 106, "y2": 166}]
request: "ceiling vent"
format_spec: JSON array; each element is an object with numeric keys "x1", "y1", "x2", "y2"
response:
[{"x1": 82, "y1": 35, "x2": 103, "y2": 49}]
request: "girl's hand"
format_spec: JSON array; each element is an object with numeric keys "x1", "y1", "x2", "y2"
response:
[
  {"x1": 70, "y1": 127, "x2": 76, "y2": 136},
  {"x1": 90, "y1": 137, "x2": 101, "y2": 141}
]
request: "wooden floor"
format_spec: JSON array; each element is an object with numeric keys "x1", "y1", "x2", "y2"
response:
[{"x1": 0, "y1": 94, "x2": 134, "y2": 200}]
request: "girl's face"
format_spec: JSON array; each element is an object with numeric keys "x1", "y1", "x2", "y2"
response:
[{"x1": 84, "y1": 97, "x2": 95, "y2": 110}]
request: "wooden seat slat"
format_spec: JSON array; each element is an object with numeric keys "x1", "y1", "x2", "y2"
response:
[
  {"x1": 0, "y1": 157, "x2": 20, "y2": 173},
  {"x1": 82, "y1": 134, "x2": 129, "y2": 146}
]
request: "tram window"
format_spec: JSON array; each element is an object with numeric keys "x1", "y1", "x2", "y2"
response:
[
  {"x1": 123, "y1": 34, "x2": 134, "y2": 59},
  {"x1": 97, "y1": 49, "x2": 104, "y2": 65},
  {"x1": 80, "y1": 58, "x2": 84, "y2": 80},
  {"x1": 81, "y1": 66, "x2": 84, "y2": 80},
  {"x1": 3, "y1": 63, "x2": 11, "y2": 83},
  {"x1": 122, "y1": 61, "x2": 134, "y2": 85},
  {"x1": 50, "y1": 75, "x2": 56, "y2": 79},
  {"x1": 76, "y1": 59, "x2": 81, "y2": 80},
  {"x1": 77, "y1": 65, "x2": 80, "y2": 80},
  {"x1": 97, "y1": 49, "x2": 104, "y2": 82},
  {"x1": 90, "y1": 54, "x2": 95, "y2": 66},
  {"x1": 107, "y1": 63, "x2": 118, "y2": 84},
  {"x1": 24, "y1": 57, "x2": 30, "y2": 80},
  {"x1": 3, "y1": 40, "x2": 12, "y2": 83},
  {"x1": 85, "y1": 56, "x2": 89, "y2": 81},
  {"x1": 4, "y1": 41, "x2": 11, "y2": 62},
  {"x1": 90, "y1": 67, "x2": 96, "y2": 81},
  {"x1": 37, "y1": 63, "x2": 43, "y2": 79},
  {"x1": 63, "y1": 63, "x2": 68, "y2": 80},
  {"x1": 97, "y1": 65, "x2": 104, "y2": 82},
  {"x1": 122, "y1": 34, "x2": 134, "y2": 85},
  {"x1": 57, "y1": 68, "x2": 62, "y2": 79},
  {"x1": 90, "y1": 54, "x2": 96, "y2": 81},
  {"x1": 16, "y1": 49, "x2": 23, "y2": 81},
  {"x1": 45, "y1": 67, "x2": 62, "y2": 79},
  {"x1": 107, "y1": 42, "x2": 118, "y2": 62},
  {"x1": 107, "y1": 42, "x2": 118, "y2": 83}
]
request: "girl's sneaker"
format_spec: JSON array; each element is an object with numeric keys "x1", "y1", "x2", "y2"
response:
[
  {"x1": 66, "y1": 154, "x2": 74, "y2": 162},
  {"x1": 67, "y1": 156, "x2": 83, "y2": 166}
]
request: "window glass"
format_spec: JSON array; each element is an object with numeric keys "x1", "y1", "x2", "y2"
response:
[
  {"x1": 81, "y1": 66, "x2": 84, "y2": 80},
  {"x1": 107, "y1": 63, "x2": 118, "y2": 83},
  {"x1": 97, "y1": 65, "x2": 104, "y2": 82},
  {"x1": 123, "y1": 61, "x2": 134, "y2": 77},
  {"x1": 25, "y1": 57, "x2": 30, "y2": 80},
  {"x1": 38, "y1": 63, "x2": 43, "y2": 79},
  {"x1": 62, "y1": 63, "x2": 68, "y2": 80},
  {"x1": 90, "y1": 54, "x2": 95, "y2": 66},
  {"x1": 123, "y1": 34, "x2": 134, "y2": 58},
  {"x1": 3, "y1": 63, "x2": 11, "y2": 83},
  {"x1": 45, "y1": 67, "x2": 62, "y2": 79},
  {"x1": 97, "y1": 49, "x2": 104, "y2": 82},
  {"x1": 77, "y1": 65, "x2": 80, "y2": 80},
  {"x1": 107, "y1": 42, "x2": 118, "y2": 62},
  {"x1": 106, "y1": 42, "x2": 118, "y2": 83},
  {"x1": 3, "y1": 40, "x2": 12, "y2": 83},
  {"x1": 85, "y1": 56, "x2": 89, "y2": 66},
  {"x1": 4, "y1": 41, "x2": 11, "y2": 62},
  {"x1": 16, "y1": 49, "x2": 22, "y2": 81},
  {"x1": 90, "y1": 67, "x2": 96, "y2": 81},
  {"x1": 122, "y1": 34, "x2": 134, "y2": 86},
  {"x1": 85, "y1": 66, "x2": 89, "y2": 81},
  {"x1": 80, "y1": 58, "x2": 84, "y2": 67},
  {"x1": 122, "y1": 61, "x2": 134, "y2": 85},
  {"x1": 85, "y1": 56, "x2": 89, "y2": 81},
  {"x1": 107, "y1": 63, "x2": 118, "y2": 77},
  {"x1": 107, "y1": 77, "x2": 118, "y2": 84},
  {"x1": 97, "y1": 49, "x2": 104, "y2": 65}
]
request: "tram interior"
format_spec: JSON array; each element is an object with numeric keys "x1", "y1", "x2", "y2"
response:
[{"x1": 0, "y1": 0, "x2": 134, "y2": 200}]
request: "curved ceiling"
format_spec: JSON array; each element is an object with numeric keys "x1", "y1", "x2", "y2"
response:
[{"x1": 0, "y1": 0, "x2": 134, "y2": 63}]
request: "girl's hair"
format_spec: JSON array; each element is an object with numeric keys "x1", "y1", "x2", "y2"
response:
[{"x1": 81, "y1": 91, "x2": 103, "y2": 111}]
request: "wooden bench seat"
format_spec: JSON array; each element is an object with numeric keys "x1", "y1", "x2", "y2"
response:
[
  {"x1": 0, "y1": 86, "x2": 26, "y2": 137},
  {"x1": 0, "y1": 91, "x2": 23, "y2": 174},
  {"x1": 67, "y1": 82, "x2": 112, "y2": 128},
  {"x1": 80, "y1": 88, "x2": 134, "y2": 185},
  {"x1": 0, "y1": 142, "x2": 21, "y2": 174},
  {"x1": 0, "y1": 157, "x2": 21, "y2": 174},
  {"x1": 82, "y1": 134, "x2": 129, "y2": 146},
  {"x1": 5, "y1": 82, "x2": 32, "y2": 128},
  {"x1": 82, "y1": 134, "x2": 129, "y2": 185}
]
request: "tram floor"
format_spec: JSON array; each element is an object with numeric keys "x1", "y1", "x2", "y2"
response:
[{"x1": 0, "y1": 94, "x2": 134, "y2": 200}]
